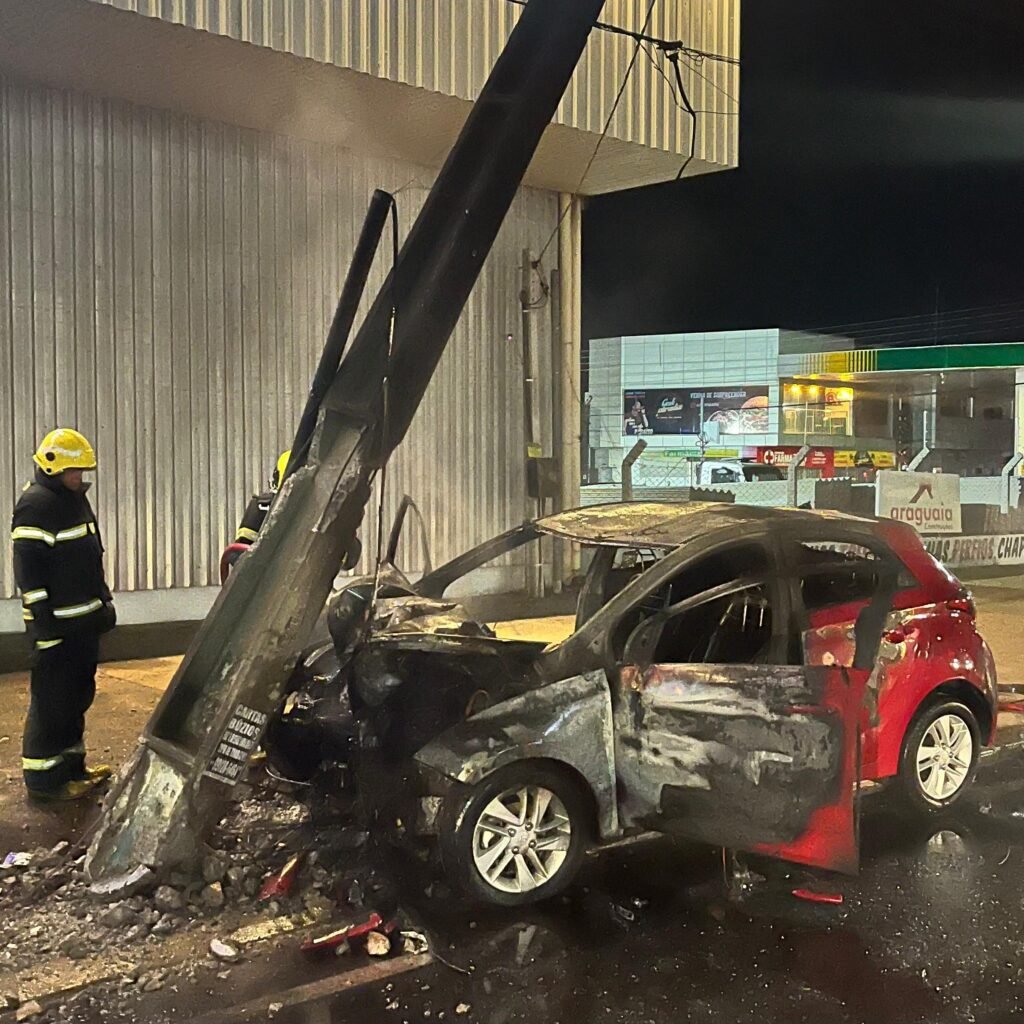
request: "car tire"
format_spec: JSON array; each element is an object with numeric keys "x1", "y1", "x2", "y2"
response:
[
  {"x1": 897, "y1": 700, "x2": 981, "y2": 814},
  {"x1": 440, "y1": 762, "x2": 592, "y2": 908}
]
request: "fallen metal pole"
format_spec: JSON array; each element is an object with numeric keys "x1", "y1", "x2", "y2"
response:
[{"x1": 87, "y1": 0, "x2": 607, "y2": 886}]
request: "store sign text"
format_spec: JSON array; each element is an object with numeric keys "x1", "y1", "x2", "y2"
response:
[
  {"x1": 924, "y1": 534, "x2": 1024, "y2": 567},
  {"x1": 876, "y1": 470, "x2": 962, "y2": 535}
]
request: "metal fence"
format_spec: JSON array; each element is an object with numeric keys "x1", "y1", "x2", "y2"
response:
[{"x1": 582, "y1": 475, "x2": 1021, "y2": 513}]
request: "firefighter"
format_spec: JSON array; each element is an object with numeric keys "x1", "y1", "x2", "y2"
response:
[
  {"x1": 234, "y1": 449, "x2": 292, "y2": 548},
  {"x1": 222, "y1": 448, "x2": 362, "y2": 582},
  {"x1": 12, "y1": 429, "x2": 116, "y2": 801}
]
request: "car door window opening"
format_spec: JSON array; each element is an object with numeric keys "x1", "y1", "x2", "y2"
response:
[
  {"x1": 611, "y1": 543, "x2": 777, "y2": 665},
  {"x1": 625, "y1": 577, "x2": 775, "y2": 666}
]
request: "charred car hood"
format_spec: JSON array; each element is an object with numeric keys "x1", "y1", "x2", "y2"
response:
[{"x1": 370, "y1": 595, "x2": 495, "y2": 639}]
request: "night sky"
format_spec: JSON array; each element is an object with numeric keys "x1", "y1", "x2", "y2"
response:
[{"x1": 583, "y1": 0, "x2": 1024, "y2": 346}]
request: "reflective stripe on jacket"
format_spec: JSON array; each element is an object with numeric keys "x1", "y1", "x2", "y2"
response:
[{"x1": 12, "y1": 470, "x2": 113, "y2": 643}]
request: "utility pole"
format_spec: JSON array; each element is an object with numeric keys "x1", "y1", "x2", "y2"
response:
[{"x1": 86, "y1": 0, "x2": 608, "y2": 887}]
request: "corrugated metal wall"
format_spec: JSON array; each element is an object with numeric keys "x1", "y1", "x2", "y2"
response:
[
  {"x1": 0, "y1": 73, "x2": 557, "y2": 599},
  {"x1": 86, "y1": 0, "x2": 740, "y2": 169}
]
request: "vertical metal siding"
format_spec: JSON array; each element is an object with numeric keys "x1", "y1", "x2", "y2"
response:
[
  {"x1": 85, "y1": 0, "x2": 739, "y2": 170},
  {"x1": 0, "y1": 74, "x2": 557, "y2": 598}
]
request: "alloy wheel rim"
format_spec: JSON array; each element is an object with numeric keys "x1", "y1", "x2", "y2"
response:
[
  {"x1": 471, "y1": 785, "x2": 571, "y2": 894},
  {"x1": 916, "y1": 714, "x2": 973, "y2": 801}
]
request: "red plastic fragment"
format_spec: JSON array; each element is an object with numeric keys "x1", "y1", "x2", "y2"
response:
[
  {"x1": 301, "y1": 912, "x2": 384, "y2": 953},
  {"x1": 258, "y1": 852, "x2": 305, "y2": 901},
  {"x1": 792, "y1": 887, "x2": 844, "y2": 905}
]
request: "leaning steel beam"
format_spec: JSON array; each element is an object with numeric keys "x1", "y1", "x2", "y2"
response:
[{"x1": 86, "y1": 0, "x2": 607, "y2": 884}]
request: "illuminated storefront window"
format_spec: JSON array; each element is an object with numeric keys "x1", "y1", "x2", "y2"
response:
[{"x1": 783, "y1": 383, "x2": 854, "y2": 437}]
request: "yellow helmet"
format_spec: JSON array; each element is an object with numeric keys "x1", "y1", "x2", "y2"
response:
[
  {"x1": 271, "y1": 449, "x2": 292, "y2": 492},
  {"x1": 33, "y1": 429, "x2": 97, "y2": 476}
]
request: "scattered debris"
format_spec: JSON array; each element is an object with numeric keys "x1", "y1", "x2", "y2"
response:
[
  {"x1": 302, "y1": 891, "x2": 336, "y2": 922},
  {"x1": 201, "y1": 882, "x2": 226, "y2": 910},
  {"x1": 401, "y1": 931, "x2": 430, "y2": 955},
  {"x1": 792, "y1": 888, "x2": 844, "y2": 905},
  {"x1": 432, "y1": 948, "x2": 473, "y2": 976},
  {"x1": 203, "y1": 851, "x2": 230, "y2": 885},
  {"x1": 998, "y1": 847, "x2": 1011, "y2": 866},
  {"x1": 301, "y1": 912, "x2": 383, "y2": 953},
  {"x1": 259, "y1": 853, "x2": 306, "y2": 901},
  {"x1": 455, "y1": 1003, "x2": 471, "y2": 1015},
  {"x1": 725, "y1": 854, "x2": 766, "y2": 899},
  {"x1": 210, "y1": 938, "x2": 241, "y2": 962},
  {"x1": 609, "y1": 897, "x2": 648, "y2": 928},
  {"x1": 99, "y1": 904, "x2": 140, "y2": 929},
  {"x1": 88, "y1": 864, "x2": 155, "y2": 901},
  {"x1": 153, "y1": 885, "x2": 185, "y2": 913},
  {"x1": 347, "y1": 879, "x2": 366, "y2": 908},
  {"x1": 231, "y1": 916, "x2": 298, "y2": 945},
  {"x1": 268, "y1": 1003, "x2": 283, "y2": 1017},
  {"x1": 0, "y1": 759, "x2": 394, "y2": 1007},
  {"x1": 151, "y1": 915, "x2": 180, "y2": 936},
  {"x1": 15, "y1": 1000, "x2": 43, "y2": 1021},
  {"x1": 366, "y1": 931, "x2": 391, "y2": 956}
]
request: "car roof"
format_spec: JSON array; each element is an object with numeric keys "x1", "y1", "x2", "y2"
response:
[{"x1": 534, "y1": 501, "x2": 872, "y2": 549}]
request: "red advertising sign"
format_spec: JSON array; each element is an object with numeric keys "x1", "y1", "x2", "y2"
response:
[{"x1": 756, "y1": 446, "x2": 834, "y2": 471}]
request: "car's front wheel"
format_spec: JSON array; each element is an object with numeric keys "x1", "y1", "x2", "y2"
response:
[
  {"x1": 440, "y1": 762, "x2": 592, "y2": 907},
  {"x1": 898, "y1": 700, "x2": 980, "y2": 813}
]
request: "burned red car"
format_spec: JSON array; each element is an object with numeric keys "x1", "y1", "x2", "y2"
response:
[{"x1": 269, "y1": 502, "x2": 997, "y2": 907}]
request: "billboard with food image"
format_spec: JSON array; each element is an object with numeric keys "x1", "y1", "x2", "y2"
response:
[{"x1": 623, "y1": 387, "x2": 771, "y2": 436}]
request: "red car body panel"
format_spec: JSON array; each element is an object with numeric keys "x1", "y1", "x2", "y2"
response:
[
  {"x1": 752, "y1": 666, "x2": 869, "y2": 875},
  {"x1": 803, "y1": 519, "x2": 997, "y2": 783}
]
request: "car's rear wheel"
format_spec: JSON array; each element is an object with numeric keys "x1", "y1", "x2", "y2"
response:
[
  {"x1": 897, "y1": 700, "x2": 980, "y2": 813},
  {"x1": 440, "y1": 762, "x2": 592, "y2": 907}
]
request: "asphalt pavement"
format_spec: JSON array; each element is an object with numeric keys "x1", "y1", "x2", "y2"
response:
[
  {"x1": 285, "y1": 750, "x2": 1024, "y2": 1024},
  {"x1": 41, "y1": 746, "x2": 1024, "y2": 1024}
]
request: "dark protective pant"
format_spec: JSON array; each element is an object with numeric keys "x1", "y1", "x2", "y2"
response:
[{"x1": 22, "y1": 633, "x2": 100, "y2": 793}]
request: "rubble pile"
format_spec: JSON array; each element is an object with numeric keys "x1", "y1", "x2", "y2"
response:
[{"x1": 0, "y1": 768, "x2": 401, "y2": 1011}]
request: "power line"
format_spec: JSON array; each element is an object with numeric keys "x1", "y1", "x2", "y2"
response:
[
  {"x1": 640, "y1": 41, "x2": 684, "y2": 111},
  {"x1": 535, "y1": 0, "x2": 659, "y2": 264},
  {"x1": 501, "y1": 0, "x2": 739, "y2": 65},
  {"x1": 797, "y1": 298, "x2": 1024, "y2": 337},
  {"x1": 639, "y1": 39, "x2": 699, "y2": 180},
  {"x1": 676, "y1": 52, "x2": 740, "y2": 108},
  {"x1": 665, "y1": 49, "x2": 698, "y2": 180}
]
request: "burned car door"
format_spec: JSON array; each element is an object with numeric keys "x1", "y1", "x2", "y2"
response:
[
  {"x1": 610, "y1": 539, "x2": 866, "y2": 874},
  {"x1": 784, "y1": 533, "x2": 902, "y2": 767},
  {"x1": 792, "y1": 537, "x2": 901, "y2": 674}
]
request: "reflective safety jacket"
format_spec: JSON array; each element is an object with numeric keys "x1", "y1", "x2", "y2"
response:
[
  {"x1": 234, "y1": 491, "x2": 273, "y2": 545},
  {"x1": 12, "y1": 471, "x2": 114, "y2": 648}
]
